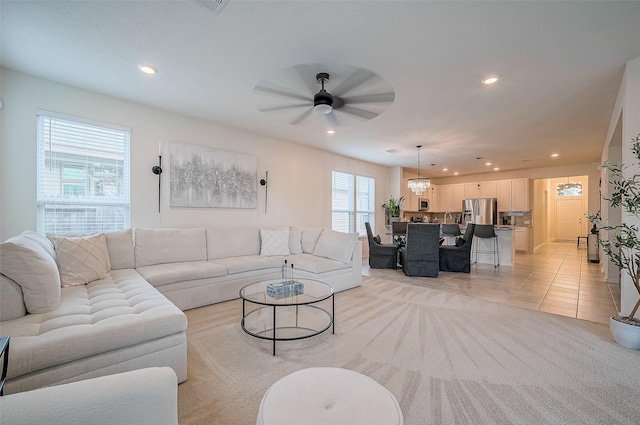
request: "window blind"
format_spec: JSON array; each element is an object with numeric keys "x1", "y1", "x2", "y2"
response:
[
  {"x1": 331, "y1": 171, "x2": 375, "y2": 236},
  {"x1": 37, "y1": 112, "x2": 131, "y2": 234}
]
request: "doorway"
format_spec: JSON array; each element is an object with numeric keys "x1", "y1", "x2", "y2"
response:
[{"x1": 555, "y1": 198, "x2": 583, "y2": 241}]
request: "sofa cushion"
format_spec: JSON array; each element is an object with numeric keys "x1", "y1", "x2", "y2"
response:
[
  {"x1": 212, "y1": 255, "x2": 284, "y2": 274},
  {"x1": 207, "y1": 227, "x2": 260, "y2": 260},
  {"x1": 1, "y1": 269, "x2": 187, "y2": 380},
  {"x1": 105, "y1": 228, "x2": 135, "y2": 270},
  {"x1": 289, "y1": 228, "x2": 303, "y2": 254},
  {"x1": 286, "y1": 254, "x2": 352, "y2": 274},
  {"x1": 0, "y1": 235, "x2": 61, "y2": 314},
  {"x1": 260, "y1": 228, "x2": 290, "y2": 256},
  {"x1": 301, "y1": 228, "x2": 324, "y2": 253},
  {"x1": 0, "y1": 274, "x2": 27, "y2": 321},
  {"x1": 135, "y1": 228, "x2": 207, "y2": 267},
  {"x1": 136, "y1": 261, "x2": 227, "y2": 287},
  {"x1": 313, "y1": 229, "x2": 358, "y2": 263},
  {"x1": 50, "y1": 234, "x2": 112, "y2": 287},
  {"x1": 20, "y1": 230, "x2": 56, "y2": 259}
]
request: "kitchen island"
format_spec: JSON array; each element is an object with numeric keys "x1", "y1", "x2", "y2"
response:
[{"x1": 458, "y1": 225, "x2": 514, "y2": 266}]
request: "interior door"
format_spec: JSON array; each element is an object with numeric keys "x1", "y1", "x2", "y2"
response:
[{"x1": 555, "y1": 198, "x2": 583, "y2": 240}]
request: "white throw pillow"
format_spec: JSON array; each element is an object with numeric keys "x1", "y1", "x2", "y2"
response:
[
  {"x1": 260, "y1": 228, "x2": 290, "y2": 256},
  {"x1": 51, "y1": 234, "x2": 112, "y2": 287},
  {"x1": 289, "y1": 228, "x2": 303, "y2": 254},
  {"x1": 0, "y1": 235, "x2": 61, "y2": 314},
  {"x1": 301, "y1": 227, "x2": 324, "y2": 253},
  {"x1": 313, "y1": 229, "x2": 359, "y2": 263},
  {"x1": 104, "y1": 228, "x2": 135, "y2": 270}
]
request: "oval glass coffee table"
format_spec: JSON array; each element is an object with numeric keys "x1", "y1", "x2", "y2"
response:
[{"x1": 240, "y1": 279, "x2": 334, "y2": 355}]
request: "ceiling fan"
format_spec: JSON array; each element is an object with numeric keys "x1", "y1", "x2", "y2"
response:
[{"x1": 253, "y1": 64, "x2": 395, "y2": 127}]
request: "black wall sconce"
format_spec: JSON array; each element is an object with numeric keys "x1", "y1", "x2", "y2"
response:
[
  {"x1": 152, "y1": 142, "x2": 163, "y2": 213},
  {"x1": 260, "y1": 171, "x2": 268, "y2": 214}
]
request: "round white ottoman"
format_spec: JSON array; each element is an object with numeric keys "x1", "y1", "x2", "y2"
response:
[{"x1": 256, "y1": 367, "x2": 403, "y2": 425}]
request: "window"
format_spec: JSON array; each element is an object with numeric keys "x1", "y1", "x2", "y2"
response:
[
  {"x1": 556, "y1": 182, "x2": 582, "y2": 197},
  {"x1": 331, "y1": 171, "x2": 375, "y2": 236},
  {"x1": 37, "y1": 111, "x2": 131, "y2": 234}
]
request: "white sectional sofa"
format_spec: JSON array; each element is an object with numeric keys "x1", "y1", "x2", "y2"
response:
[
  {"x1": 0, "y1": 367, "x2": 179, "y2": 425},
  {"x1": 0, "y1": 226, "x2": 362, "y2": 394}
]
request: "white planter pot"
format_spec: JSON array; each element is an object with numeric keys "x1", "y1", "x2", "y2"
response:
[{"x1": 610, "y1": 317, "x2": 640, "y2": 349}]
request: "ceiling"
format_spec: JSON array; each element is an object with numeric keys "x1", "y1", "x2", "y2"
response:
[{"x1": 2, "y1": 1, "x2": 640, "y2": 177}]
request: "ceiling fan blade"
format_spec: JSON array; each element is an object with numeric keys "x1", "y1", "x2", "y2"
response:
[
  {"x1": 341, "y1": 92, "x2": 395, "y2": 104},
  {"x1": 258, "y1": 104, "x2": 309, "y2": 112},
  {"x1": 336, "y1": 105, "x2": 379, "y2": 120},
  {"x1": 254, "y1": 85, "x2": 312, "y2": 103},
  {"x1": 292, "y1": 63, "x2": 320, "y2": 96},
  {"x1": 290, "y1": 108, "x2": 314, "y2": 125},
  {"x1": 324, "y1": 111, "x2": 339, "y2": 127},
  {"x1": 331, "y1": 68, "x2": 376, "y2": 97}
]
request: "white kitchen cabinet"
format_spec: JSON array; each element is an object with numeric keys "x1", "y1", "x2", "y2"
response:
[
  {"x1": 464, "y1": 182, "x2": 481, "y2": 199},
  {"x1": 496, "y1": 180, "x2": 512, "y2": 210},
  {"x1": 511, "y1": 178, "x2": 530, "y2": 211},
  {"x1": 401, "y1": 178, "x2": 419, "y2": 212},
  {"x1": 514, "y1": 227, "x2": 528, "y2": 252},
  {"x1": 451, "y1": 184, "x2": 465, "y2": 212},
  {"x1": 480, "y1": 180, "x2": 497, "y2": 197},
  {"x1": 438, "y1": 184, "x2": 452, "y2": 211},
  {"x1": 428, "y1": 185, "x2": 440, "y2": 212}
]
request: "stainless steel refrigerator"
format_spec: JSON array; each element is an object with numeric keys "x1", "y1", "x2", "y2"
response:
[{"x1": 463, "y1": 198, "x2": 498, "y2": 225}]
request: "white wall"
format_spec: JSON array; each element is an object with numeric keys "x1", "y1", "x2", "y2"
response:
[
  {"x1": 0, "y1": 69, "x2": 393, "y2": 240},
  {"x1": 619, "y1": 57, "x2": 640, "y2": 315}
]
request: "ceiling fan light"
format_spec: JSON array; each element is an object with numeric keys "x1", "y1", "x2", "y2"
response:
[
  {"x1": 314, "y1": 103, "x2": 333, "y2": 114},
  {"x1": 314, "y1": 88, "x2": 333, "y2": 114}
]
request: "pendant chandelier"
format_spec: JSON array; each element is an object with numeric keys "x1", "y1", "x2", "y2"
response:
[{"x1": 407, "y1": 145, "x2": 431, "y2": 196}]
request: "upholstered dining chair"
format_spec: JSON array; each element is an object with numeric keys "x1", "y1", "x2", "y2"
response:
[
  {"x1": 439, "y1": 223, "x2": 475, "y2": 273},
  {"x1": 365, "y1": 222, "x2": 398, "y2": 269},
  {"x1": 399, "y1": 223, "x2": 440, "y2": 277}
]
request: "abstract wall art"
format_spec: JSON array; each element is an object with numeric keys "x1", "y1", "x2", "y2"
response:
[{"x1": 169, "y1": 141, "x2": 257, "y2": 208}]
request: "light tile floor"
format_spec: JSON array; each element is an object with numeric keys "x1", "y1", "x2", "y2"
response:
[{"x1": 363, "y1": 241, "x2": 620, "y2": 325}]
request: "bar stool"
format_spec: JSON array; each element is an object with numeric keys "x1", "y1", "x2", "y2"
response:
[
  {"x1": 441, "y1": 223, "x2": 461, "y2": 245},
  {"x1": 473, "y1": 224, "x2": 499, "y2": 267}
]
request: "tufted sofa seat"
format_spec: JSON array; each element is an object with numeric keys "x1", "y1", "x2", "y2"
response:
[{"x1": 0, "y1": 269, "x2": 187, "y2": 394}]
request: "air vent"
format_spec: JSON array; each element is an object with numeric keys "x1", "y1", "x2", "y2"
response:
[
  {"x1": 193, "y1": 0, "x2": 229, "y2": 15},
  {"x1": 386, "y1": 149, "x2": 401, "y2": 154}
]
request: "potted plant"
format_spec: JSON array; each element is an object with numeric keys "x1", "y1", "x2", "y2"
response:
[
  {"x1": 382, "y1": 196, "x2": 405, "y2": 224},
  {"x1": 588, "y1": 132, "x2": 640, "y2": 349}
]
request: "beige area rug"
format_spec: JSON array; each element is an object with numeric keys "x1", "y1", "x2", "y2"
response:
[{"x1": 178, "y1": 276, "x2": 640, "y2": 424}]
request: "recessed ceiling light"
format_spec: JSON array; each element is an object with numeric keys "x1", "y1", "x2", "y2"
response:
[
  {"x1": 139, "y1": 65, "x2": 158, "y2": 75},
  {"x1": 482, "y1": 76, "x2": 499, "y2": 85},
  {"x1": 494, "y1": 167, "x2": 500, "y2": 171},
  {"x1": 454, "y1": 172, "x2": 459, "y2": 175},
  {"x1": 551, "y1": 153, "x2": 559, "y2": 157},
  {"x1": 485, "y1": 162, "x2": 492, "y2": 166},
  {"x1": 327, "y1": 130, "x2": 335, "y2": 134},
  {"x1": 443, "y1": 168, "x2": 448, "y2": 171}
]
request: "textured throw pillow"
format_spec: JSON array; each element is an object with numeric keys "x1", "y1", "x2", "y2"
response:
[
  {"x1": 260, "y1": 228, "x2": 290, "y2": 256},
  {"x1": 373, "y1": 235, "x2": 381, "y2": 244},
  {"x1": 51, "y1": 234, "x2": 112, "y2": 287},
  {"x1": 313, "y1": 229, "x2": 359, "y2": 263},
  {"x1": 289, "y1": 228, "x2": 303, "y2": 254},
  {"x1": 0, "y1": 235, "x2": 61, "y2": 314}
]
